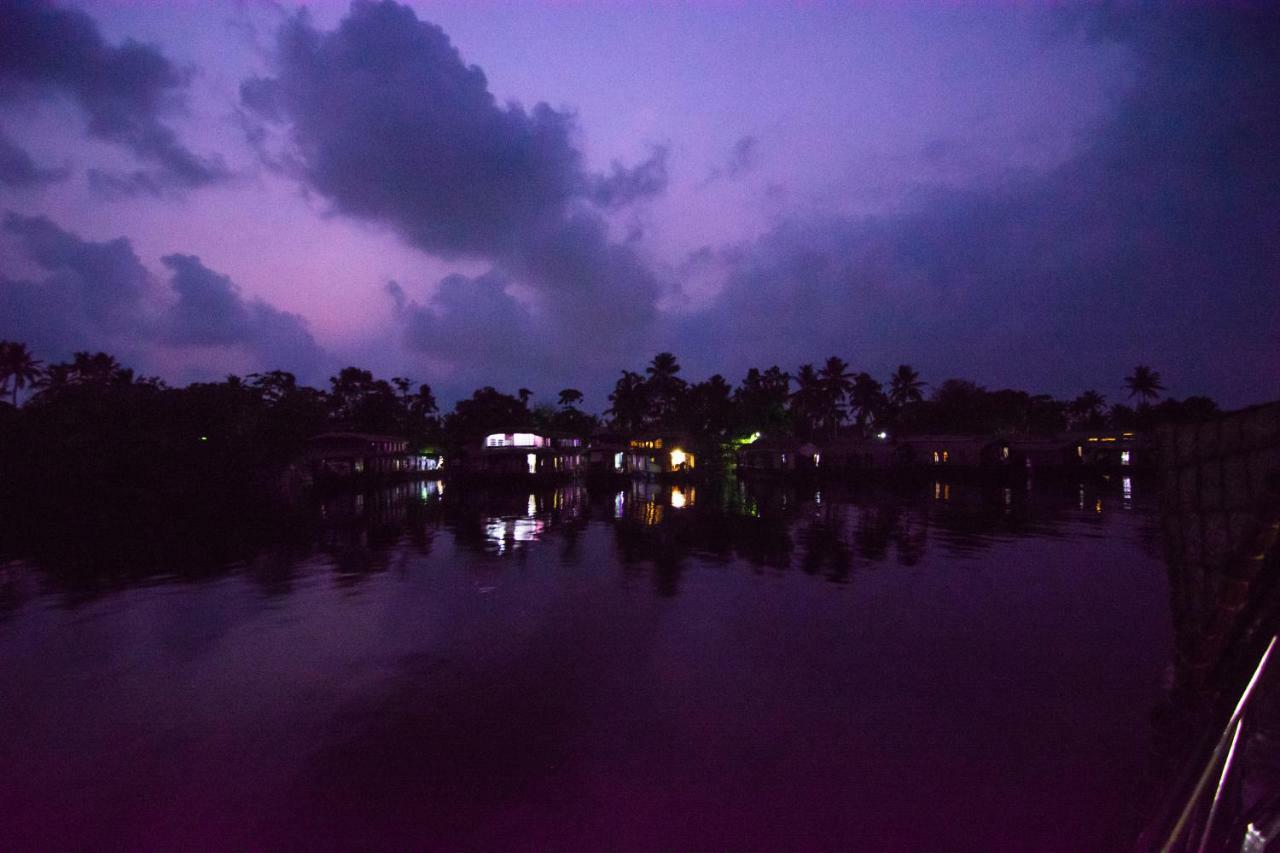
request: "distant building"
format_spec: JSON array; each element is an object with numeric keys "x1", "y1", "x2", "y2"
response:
[
  {"x1": 819, "y1": 436, "x2": 902, "y2": 471},
  {"x1": 892, "y1": 435, "x2": 1009, "y2": 468},
  {"x1": 1071, "y1": 430, "x2": 1151, "y2": 469},
  {"x1": 586, "y1": 432, "x2": 630, "y2": 477},
  {"x1": 456, "y1": 430, "x2": 584, "y2": 477},
  {"x1": 736, "y1": 437, "x2": 819, "y2": 475},
  {"x1": 1005, "y1": 437, "x2": 1082, "y2": 471},
  {"x1": 306, "y1": 433, "x2": 412, "y2": 480},
  {"x1": 625, "y1": 434, "x2": 697, "y2": 477}
]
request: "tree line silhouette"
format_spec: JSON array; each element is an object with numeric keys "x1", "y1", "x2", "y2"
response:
[{"x1": 0, "y1": 341, "x2": 1221, "y2": 517}]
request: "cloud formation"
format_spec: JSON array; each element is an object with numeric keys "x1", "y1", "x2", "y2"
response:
[
  {"x1": 0, "y1": 0, "x2": 229, "y2": 194},
  {"x1": 0, "y1": 126, "x2": 68, "y2": 187},
  {"x1": 0, "y1": 213, "x2": 325, "y2": 379},
  {"x1": 242, "y1": 0, "x2": 667, "y2": 395},
  {"x1": 673, "y1": 5, "x2": 1280, "y2": 405}
]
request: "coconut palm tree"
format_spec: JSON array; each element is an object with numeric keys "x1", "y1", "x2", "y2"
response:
[
  {"x1": 789, "y1": 364, "x2": 825, "y2": 437},
  {"x1": 0, "y1": 341, "x2": 44, "y2": 407},
  {"x1": 1068, "y1": 390, "x2": 1107, "y2": 428},
  {"x1": 558, "y1": 388, "x2": 584, "y2": 409},
  {"x1": 607, "y1": 370, "x2": 650, "y2": 434},
  {"x1": 817, "y1": 356, "x2": 855, "y2": 437},
  {"x1": 1124, "y1": 366, "x2": 1166, "y2": 403},
  {"x1": 644, "y1": 352, "x2": 687, "y2": 426},
  {"x1": 888, "y1": 364, "x2": 925, "y2": 408},
  {"x1": 850, "y1": 372, "x2": 887, "y2": 434}
]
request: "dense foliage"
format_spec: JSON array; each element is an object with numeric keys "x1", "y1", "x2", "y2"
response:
[{"x1": 0, "y1": 341, "x2": 1223, "y2": 518}]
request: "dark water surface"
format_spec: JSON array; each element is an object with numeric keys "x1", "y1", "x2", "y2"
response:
[{"x1": 0, "y1": 476, "x2": 1172, "y2": 851}]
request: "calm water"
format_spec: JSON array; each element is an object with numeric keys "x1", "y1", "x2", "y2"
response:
[{"x1": 0, "y1": 476, "x2": 1173, "y2": 851}]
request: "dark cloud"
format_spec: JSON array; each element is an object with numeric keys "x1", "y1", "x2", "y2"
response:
[
  {"x1": 0, "y1": 213, "x2": 325, "y2": 379},
  {"x1": 702, "y1": 135, "x2": 759, "y2": 186},
  {"x1": 240, "y1": 0, "x2": 583, "y2": 258},
  {"x1": 0, "y1": 0, "x2": 229, "y2": 193},
  {"x1": 589, "y1": 145, "x2": 669, "y2": 209},
  {"x1": 674, "y1": 5, "x2": 1280, "y2": 407},
  {"x1": 725, "y1": 135, "x2": 759, "y2": 179},
  {"x1": 242, "y1": 0, "x2": 667, "y2": 391},
  {"x1": 0, "y1": 126, "x2": 68, "y2": 187}
]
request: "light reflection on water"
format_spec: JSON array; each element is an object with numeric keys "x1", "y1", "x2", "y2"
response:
[{"x1": 0, "y1": 475, "x2": 1171, "y2": 850}]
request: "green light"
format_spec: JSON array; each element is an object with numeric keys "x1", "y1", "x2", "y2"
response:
[
  {"x1": 731, "y1": 431, "x2": 762, "y2": 446},
  {"x1": 200, "y1": 435, "x2": 208, "y2": 442}
]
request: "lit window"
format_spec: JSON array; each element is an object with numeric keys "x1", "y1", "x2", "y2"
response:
[
  {"x1": 670, "y1": 448, "x2": 687, "y2": 468},
  {"x1": 933, "y1": 451, "x2": 940, "y2": 463},
  {"x1": 613, "y1": 452, "x2": 623, "y2": 471},
  {"x1": 526, "y1": 453, "x2": 537, "y2": 474},
  {"x1": 486, "y1": 434, "x2": 507, "y2": 447},
  {"x1": 512, "y1": 433, "x2": 541, "y2": 447},
  {"x1": 1120, "y1": 450, "x2": 1131, "y2": 466}
]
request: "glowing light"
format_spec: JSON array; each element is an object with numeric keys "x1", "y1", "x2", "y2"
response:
[
  {"x1": 735, "y1": 431, "x2": 762, "y2": 446},
  {"x1": 670, "y1": 487, "x2": 687, "y2": 509},
  {"x1": 669, "y1": 448, "x2": 687, "y2": 468},
  {"x1": 813, "y1": 453, "x2": 821, "y2": 467},
  {"x1": 528, "y1": 494, "x2": 537, "y2": 516},
  {"x1": 1120, "y1": 450, "x2": 1131, "y2": 466},
  {"x1": 200, "y1": 435, "x2": 208, "y2": 442},
  {"x1": 613, "y1": 452, "x2": 623, "y2": 471},
  {"x1": 614, "y1": 490, "x2": 625, "y2": 518},
  {"x1": 526, "y1": 453, "x2": 537, "y2": 475},
  {"x1": 1095, "y1": 498, "x2": 1103, "y2": 514},
  {"x1": 876, "y1": 431, "x2": 888, "y2": 440},
  {"x1": 512, "y1": 433, "x2": 540, "y2": 447}
]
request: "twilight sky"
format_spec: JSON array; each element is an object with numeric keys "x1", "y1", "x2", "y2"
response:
[{"x1": 1, "y1": 0, "x2": 1276, "y2": 410}]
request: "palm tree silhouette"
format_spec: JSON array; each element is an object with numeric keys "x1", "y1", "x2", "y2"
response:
[
  {"x1": 1124, "y1": 366, "x2": 1166, "y2": 403},
  {"x1": 790, "y1": 364, "x2": 825, "y2": 437},
  {"x1": 557, "y1": 388, "x2": 584, "y2": 409},
  {"x1": 0, "y1": 341, "x2": 44, "y2": 407},
  {"x1": 1068, "y1": 390, "x2": 1107, "y2": 427},
  {"x1": 817, "y1": 356, "x2": 854, "y2": 437},
  {"x1": 644, "y1": 352, "x2": 686, "y2": 426},
  {"x1": 850, "y1": 372, "x2": 887, "y2": 434},
  {"x1": 607, "y1": 371, "x2": 649, "y2": 434},
  {"x1": 888, "y1": 364, "x2": 925, "y2": 408}
]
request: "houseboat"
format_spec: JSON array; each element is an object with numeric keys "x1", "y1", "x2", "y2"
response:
[
  {"x1": 624, "y1": 435, "x2": 698, "y2": 479},
  {"x1": 818, "y1": 436, "x2": 903, "y2": 472},
  {"x1": 305, "y1": 432, "x2": 415, "y2": 484},
  {"x1": 1073, "y1": 430, "x2": 1152, "y2": 470},
  {"x1": 1005, "y1": 436, "x2": 1084, "y2": 472},
  {"x1": 736, "y1": 437, "x2": 820, "y2": 477},
  {"x1": 451, "y1": 431, "x2": 585, "y2": 480}
]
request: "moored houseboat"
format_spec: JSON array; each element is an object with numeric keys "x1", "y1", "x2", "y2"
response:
[
  {"x1": 451, "y1": 430, "x2": 585, "y2": 480},
  {"x1": 305, "y1": 432, "x2": 416, "y2": 485},
  {"x1": 736, "y1": 437, "x2": 820, "y2": 477},
  {"x1": 624, "y1": 434, "x2": 698, "y2": 479}
]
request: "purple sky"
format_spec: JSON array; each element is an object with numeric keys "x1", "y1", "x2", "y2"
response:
[{"x1": 1, "y1": 0, "x2": 1276, "y2": 410}]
